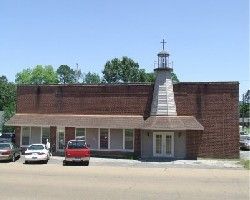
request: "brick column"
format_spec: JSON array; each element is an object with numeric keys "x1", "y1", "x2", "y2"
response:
[
  {"x1": 134, "y1": 129, "x2": 141, "y2": 159},
  {"x1": 50, "y1": 126, "x2": 57, "y2": 153},
  {"x1": 65, "y1": 127, "x2": 75, "y2": 144},
  {"x1": 15, "y1": 126, "x2": 21, "y2": 147},
  {"x1": 186, "y1": 130, "x2": 202, "y2": 159}
]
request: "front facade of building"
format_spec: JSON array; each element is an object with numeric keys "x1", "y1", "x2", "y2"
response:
[{"x1": 6, "y1": 48, "x2": 239, "y2": 159}]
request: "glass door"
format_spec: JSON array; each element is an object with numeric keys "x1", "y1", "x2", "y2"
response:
[
  {"x1": 153, "y1": 133, "x2": 163, "y2": 156},
  {"x1": 153, "y1": 132, "x2": 174, "y2": 157},
  {"x1": 57, "y1": 127, "x2": 65, "y2": 152},
  {"x1": 165, "y1": 134, "x2": 172, "y2": 157}
]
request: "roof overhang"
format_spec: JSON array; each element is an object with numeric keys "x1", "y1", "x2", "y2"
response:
[
  {"x1": 5, "y1": 114, "x2": 204, "y2": 131},
  {"x1": 143, "y1": 116, "x2": 204, "y2": 131}
]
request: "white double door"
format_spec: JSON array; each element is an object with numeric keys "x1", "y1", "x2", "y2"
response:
[{"x1": 153, "y1": 132, "x2": 174, "y2": 157}]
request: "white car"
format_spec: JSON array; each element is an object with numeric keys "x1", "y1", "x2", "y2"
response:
[{"x1": 24, "y1": 144, "x2": 50, "y2": 164}]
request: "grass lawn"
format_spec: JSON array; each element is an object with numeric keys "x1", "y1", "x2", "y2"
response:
[{"x1": 240, "y1": 159, "x2": 250, "y2": 170}]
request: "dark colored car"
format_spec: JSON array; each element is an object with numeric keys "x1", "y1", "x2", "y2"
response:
[
  {"x1": 0, "y1": 133, "x2": 15, "y2": 143},
  {"x1": 63, "y1": 140, "x2": 90, "y2": 166},
  {"x1": 0, "y1": 142, "x2": 21, "y2": 162},
  {"x1": 240, "y1": 136, "x2": 250, "y2": 150}
]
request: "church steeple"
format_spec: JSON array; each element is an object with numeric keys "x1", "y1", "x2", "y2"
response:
[
  {"x1": 151, "y1": 39, "x2": 177, "y2": 116},
  {"x1": 157, "y1": 39, "x2": 171, "y2": 70}
]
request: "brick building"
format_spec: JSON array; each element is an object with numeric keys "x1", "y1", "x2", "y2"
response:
[{"x1": 5, "y1": 47, "x2": 239, "y2": 159}]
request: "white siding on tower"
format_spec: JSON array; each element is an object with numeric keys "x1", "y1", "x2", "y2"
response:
[{"x1": 150, "y1": 70, "x2": 177, "y2": 116}]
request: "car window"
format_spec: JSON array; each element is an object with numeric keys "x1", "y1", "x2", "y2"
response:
[
  {"x1": 0, "y1": 143, "x2": 11, "y2": 149},
  {"x1": 27, "y1": 145, "x2": 45, "y2": 150},
  {"x1": 67, "y1": 141, "x2": 86, "y2": 149},
  {"x1": 0, "y1": 134, "x2": 11, "y2": 138}
]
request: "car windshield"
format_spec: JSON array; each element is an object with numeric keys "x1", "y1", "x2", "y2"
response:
[
  {"x1": 28, "y1": 145, "x2": 44, "y2": 150},
  {"x1": 0, "y1": 143, "x2": 11, "y2": 149},
  {"x1": 0, "y1": 134, "x2": 12, "y2": 138},
  {"x1": 67, "y1": 141, "x2": 86, "y2": 149}
]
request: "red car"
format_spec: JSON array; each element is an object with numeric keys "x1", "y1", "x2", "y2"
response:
[{"x1": 63, "y1": 140, "x2": 90, "y2": 166}]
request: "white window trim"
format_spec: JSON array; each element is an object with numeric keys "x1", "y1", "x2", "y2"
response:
[
  {"x1": 108, "y1": 129, "x2": 110, "y2": 149},
  {"x1": 41, "y1": 127, "x2": 51, "y2": 144},
  {"x1": 21, "y1": 126, "x2": 31, "y2": 147},
  {"x1": 40, "y1": 127, "x2": 42, "y2": 143},
  {"x1": 98, "y1": 128, "x2": 100, "y2": 149},
  {"x1": 21, "y1": 126, "x2": 49, "y2": 147},
  {"x1": 122, "y1": 129, "x2": 125, "y2": 150},
  {"x1": 96, "y1": 128, "x2": 134, "y2": 152},
  {"x1": 56, "y1": 126, "x2": 65, "y2": 152},
  {"x1": 153, "y1": 132, "x2": 174, "y2": 157},
  {"x1": 124, "y1": 129, "x2": 134, "y2": 151},
  {"x1": 99, "y1": 128, "x2": 109, "y2": 150},
  {"x1": 75, "y1": 128, "x2": 86, "y2": 140}
]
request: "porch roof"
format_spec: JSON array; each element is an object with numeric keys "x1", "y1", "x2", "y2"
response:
[
  {"x1": 5, "y1": 114, "x2": 204, "y2": 131},
  {"x1": 143, "y1": 116, "x2": 204, "y2": 130}
]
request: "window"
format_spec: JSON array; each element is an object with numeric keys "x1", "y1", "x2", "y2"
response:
[
  {"x1": 22, "y1": 127, "x2": 30, "y2": 145},
  {"x1": 30, "y1": 127, "x2": 41, "y2": 144},
  {"x1": 125, "y1": 129, "x2": 134, "y2": 150},
  {"x1": 76, "y1": 128, "x2": 85, "y2": 140},
  {"x1": 100, "y1": 129, "x2": 108, "y2": 149},
  {"x1": 67, "y1": 140, "x2": 86, "y2": 149},
  {"x1": 110, "y1": 129, "x2": 123, "y2": 149},
  {"x1": 42, "y1": 127, "x2": 50, "y2": 144},
  {"x1": 27, "y1": 144, "x2": 45, "y2": 150}
]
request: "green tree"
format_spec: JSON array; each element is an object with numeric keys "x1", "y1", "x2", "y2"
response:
[
  {"x1": 102, "y1": 57, "x2": 179, "y2": 83},
  {"x1": 171, "y1": 72, "x2": 179, "y2": 83},
  {"x1": 84, "y1": 72, "x2": 101, "y2": 84},
  {"x1": 103, "y1": 57, "x2": 143, "y2": 83},
  {"x1": 240, "y1": 103, "x2": 250, "y2": 118},
  {"x1": 0, "y1": 75, "x2": 16, "y2": 132},
  {"x1": 57, "y1": 65, "x2": 76, "y2": 84},
  {"x1": 15, "y1": 65, "x2": 58, "y2": 84},
  {"x1": 15, "y1": 69, "x2": 32, "y2": 84},
  {"x1": 103, "y1": 58, "x2": 121, "y2": 83}
]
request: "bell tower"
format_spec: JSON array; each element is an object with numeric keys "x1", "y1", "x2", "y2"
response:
[
  {"x1": 150, "y1": 39, "x2": 177, "y2": 116},
  {"x1": 158, "y1": 39, "x2": 170, "y2": 68}
]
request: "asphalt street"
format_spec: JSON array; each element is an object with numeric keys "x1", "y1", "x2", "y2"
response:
[{"x1": 0, "y1": 157, "x2": 249, "y2": 200}]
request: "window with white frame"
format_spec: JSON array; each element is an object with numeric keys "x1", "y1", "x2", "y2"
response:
[
  {"x1": 75, "y1": 128, "x2": 85, "y2": 140},
  {"x1": 42, "y1": 127, "x2": 50, "y2": 144},
  {"x1": 100, "y1": 128, "x2": 108, "y2": 149},
  {"x1": 30, "y1": 127, "x2": 41, "y2": 144},
  {"x1": 125, "y1": 129, "x2": 134, "y2": 150},
  {"x1": 22, "y1": 127, "x2": 30, "y2": 145}
]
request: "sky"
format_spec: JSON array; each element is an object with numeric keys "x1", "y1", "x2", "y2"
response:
[{"x1": 0, "y1": 0, "x2": 249, "y2": 97}]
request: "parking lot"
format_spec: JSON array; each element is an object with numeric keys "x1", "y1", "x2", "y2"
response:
[{"x1": 0, "y1": 152, "x2": 246, "y2": 169}]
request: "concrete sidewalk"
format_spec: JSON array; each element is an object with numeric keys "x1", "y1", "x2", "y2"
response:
[{"x1": 50, "y1": 156, "x2": 243, "y2": 169}]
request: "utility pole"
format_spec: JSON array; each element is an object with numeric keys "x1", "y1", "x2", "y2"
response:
[
  {"x1": 75, "y1": 63, "x2": 80, "y2": 83},
  {"x1": 242, "y1": 93, "x2": 245, "y2": 132}
]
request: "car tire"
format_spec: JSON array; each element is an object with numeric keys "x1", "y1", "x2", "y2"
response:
[
  {"x1": 84, "y1": 161, "x2": 89, "y2": 166},
  {"x1": 63, "y1": 160, "x2": 67, "y2": 166},
  {"x1": 11, "y1": 154, "x2": 15, "y2": 162}
]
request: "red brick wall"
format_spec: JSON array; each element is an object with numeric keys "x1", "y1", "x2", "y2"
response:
[
  {"x1": 65, "y1": 127, "x2": 75, "y2": 144},
  {"x1": 50, "y1": 126, "x2": 57, "y2": 153},
  {"x1": 174, "y1": 82, "x2": 239, "y2": 158},
  {"x1": 15, "y1": 82, "x2": 239, "y2": 158},
  {"x1": 134, "y1": 129, "x2": 141, "y2": 158},
  {"x1": 16, "y1": 84, "x2": 153, "y2": 117},
  {"x1": 186, "y1": 130, "x2": 202, "y2": 159},
  {"x1": 15, "y1": 126, "x2": 21, "y2": 147}
]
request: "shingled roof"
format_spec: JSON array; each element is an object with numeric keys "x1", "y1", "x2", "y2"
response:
[{"x1": 5, "y1": 114, "x2": 204, "y2": 131}]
